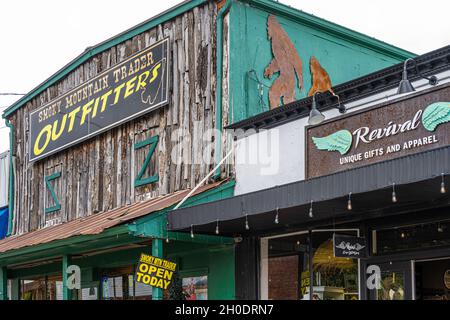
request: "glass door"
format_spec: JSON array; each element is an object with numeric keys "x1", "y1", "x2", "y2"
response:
[
  {"x1": 260, "y1": 229, "x2": 361, "y2": 300},
  {"x1": 369, "y1": 261, "x2": 413, "y2": 300}
]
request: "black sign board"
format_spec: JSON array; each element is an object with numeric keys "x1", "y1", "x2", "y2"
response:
[
  {"x1": 29, "y1": 38, "x2": 169, "y2": 162},
  {"x1": 333, "y1": 234, "x2": 367, "y2": 259}
]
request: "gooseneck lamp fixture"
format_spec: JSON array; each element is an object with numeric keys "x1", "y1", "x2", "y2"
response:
[
  {"x1": 397, "y1": 58, "x2": 438, "y2": 94},
  {"x1": 308, "y1": 91, "x2": 347, "y2": 126}
]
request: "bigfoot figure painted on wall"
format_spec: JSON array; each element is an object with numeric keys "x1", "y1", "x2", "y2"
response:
[{"x1": 264, "y1": 15, "x2": 304, "y2": 109}]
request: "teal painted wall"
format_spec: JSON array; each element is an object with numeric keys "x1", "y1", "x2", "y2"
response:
[
  {"x1": 167, "y1": 242, "x2": 235, "y2": 300},
  {"x1": 228, "y1": 2, "x2": 414, "y2": 122}
]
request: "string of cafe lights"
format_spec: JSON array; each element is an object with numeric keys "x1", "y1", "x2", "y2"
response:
[{"x1": 185, "y1": 173, "x2": 448, "y2": 238}]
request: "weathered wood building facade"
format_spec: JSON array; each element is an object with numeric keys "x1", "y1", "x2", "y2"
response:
[
  {"x1": 7, "y1": 0, "x2": 228, "y2": 235},
  {"x1": 0, "y1": 0, "x2": 415, "y2": 300}
]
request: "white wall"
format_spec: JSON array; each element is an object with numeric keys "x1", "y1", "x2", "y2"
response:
[{"x1": 235, "y1": 70, "x2": 450, "y2": 196}]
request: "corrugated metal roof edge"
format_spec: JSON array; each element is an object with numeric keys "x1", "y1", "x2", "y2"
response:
[{"x1": 0, "y1": 180, "x2": 227, "y2": 259}]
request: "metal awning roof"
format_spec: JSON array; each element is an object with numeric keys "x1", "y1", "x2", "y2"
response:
[
  {"x1": 168, "y1": 147, "x2": 450, "y2": 235},
  {"x1": 0, "y1": 181, "x2": 223, "y2": 255}
]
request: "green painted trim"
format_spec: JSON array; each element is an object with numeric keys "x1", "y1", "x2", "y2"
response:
[
  {"x1": 44, "y1": 171, "x2": 62, "y2": 214},
  {"x1": 0, "y1": 225, "x2": 129, "y2": 262},
  {"x1": 134, "y1": 135, "x2": 159, "y2": 188},
  {"x1": 214, "y1": 0, "x2": 232, "y2": 180},
  {"x1": 129, "y1": 180, "x2": 236, "y2": 240},
  {"x1": 240, "y1": 0, "x2": 415, "y2": 60},
  {"x1": 5, "y1": 120, "x2": 14, "y2": 236},
  {"x1": 62, "y1": 255, "x2": 72, "y2": 300},
  {"x1": 151, "y1": 238, "x2": 164, "y2": 300},
  {"x1": 2, "y1": 0, "x2": 208, "y2": 118},
  {"x1": 0, "y1": 266, "x2": 7, "y2": 300}
]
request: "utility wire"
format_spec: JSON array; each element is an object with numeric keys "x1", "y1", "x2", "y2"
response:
[{"x1": 0, "y1": 93, "x2": 26, "y2": 96}]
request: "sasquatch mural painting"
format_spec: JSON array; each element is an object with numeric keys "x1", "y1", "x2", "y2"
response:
[
  {"x1": 308, "y1": 56, "x2": 334, "y2": 97},
  {"x1": 264, "y1": 15, "x2": 304, "y2": 109}
]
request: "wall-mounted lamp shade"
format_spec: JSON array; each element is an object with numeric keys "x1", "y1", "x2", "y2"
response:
[
  {"x1": 397, "y1": 78, "x2": 416, "y2": 94},
  {"x1": 308, "y1": 106, "x2": 325, "y2": 125},
  {"x1": 397, "y1": 58, "x2": 438, "y2": 94}
]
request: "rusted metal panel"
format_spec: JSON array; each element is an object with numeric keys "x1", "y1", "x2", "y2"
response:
[
  {"x1": 308, "y1": 56, "x2": 334, "y2": 97},
  {"x1": 306, "y1": 83, "x2": 450, "y2": 179},
  {"x1": 0, "y1": 181, "x2": 222, "y2": 254},
  {"x1": 264, "y1": 15, "x2": 303, "y2": 109}
]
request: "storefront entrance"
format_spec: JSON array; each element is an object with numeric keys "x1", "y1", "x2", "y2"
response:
[
  {"x1": 415, "y1": 258, "x2": 450, "y2": 300},
  {"x1": 366, "y1": 214, "x2": 450, "y2": 300},
  {"x1": 260, "y1": 229, "x2": 361, "y2": 300},
  {"x1": 368, "y1": 261, "x2": 413, "y2": 300}
]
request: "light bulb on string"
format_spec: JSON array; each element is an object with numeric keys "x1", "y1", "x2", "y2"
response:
[
  {"x1": 309, "y1": 201, "x2": 314, "y2": 218},
  {"x1": 190, "y1": 225, "x2": 194, "y2": 239},
  {"x1": 165, "y1": 222, "x2": 170, "y2": 243},
  {"x1": 215, "y1": 220, "x2": 220, "y2": 235},
  {"x1": 392, "y1": 183, "x2": 397, "y2": 203},
  {"x1": 441, "y1": 173, "x2": 446, "y2": 194},
  {"x1": 275, "y1": 207, "x2": 279, "y2": 224},
  {"x1": 245, "y1": 215, "x2": 250, "y2": 230},
  {"x1": 347, "y1": 193, "x2": 353, "y2": 211}
]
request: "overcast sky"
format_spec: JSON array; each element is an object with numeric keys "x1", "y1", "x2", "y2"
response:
[{"x1": 1, "y1": 0, "x2": 449, "y2": 153}]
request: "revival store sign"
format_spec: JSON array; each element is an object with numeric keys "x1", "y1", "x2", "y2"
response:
[
  {"x1": 306, "y1": 84, "x2": 450, "y2": 178},
  {"x1": 29, "y1": 38, "x2": 169, "y2": 162}
]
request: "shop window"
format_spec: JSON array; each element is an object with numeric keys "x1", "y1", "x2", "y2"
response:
[
  {"x1": 261, "y1": 230, "x2": 360, "y2": 300},
  {"x1": 263, "y1": 233, "x2": 310, "y2": 300},
  {"x1": 311, "y1": 231, "x2": 359, "y2": 300},
  {"x1": 181, "y1": 276, "x2": 208, "y2": 300},
  {"x1": 79, "y1": 287, "x2": 97, "y2": 300},
  {"x1": 100, "y1": 266, "x2": 152, "y2": 300},
  {"x1": 374, "y1": 219, "x2": 450, "y2": 255},
  {"x1": 376, "y1": 270, "x2": 407, "y2": 300},
  {"x1": 20, "y1": 275, "x2": 63, "y2": 300}
]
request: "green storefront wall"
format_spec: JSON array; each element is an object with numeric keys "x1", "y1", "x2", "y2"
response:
[
  {"x1": 227, "y1": 0, "x2": 415, "y2": 123},
  {"x1": 0, "y1": 181, "x2": 236, "y2": 300}
]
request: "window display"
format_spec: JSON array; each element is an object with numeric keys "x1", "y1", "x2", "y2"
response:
[
  {"x1": 182, "y1": 276, "x2": 208, "y2": 300},
  {"x1": 262, "y1": 230, "x2": 360, "y2": 300}
]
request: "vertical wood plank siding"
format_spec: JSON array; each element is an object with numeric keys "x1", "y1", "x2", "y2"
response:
[{"x1": 8, "y1": 2, "x2": 230, "y2": 235}]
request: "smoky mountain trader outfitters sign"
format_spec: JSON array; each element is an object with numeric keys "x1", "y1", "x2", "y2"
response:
[
  {"x1": 29, "y1": 38, "x2": 169, "y2": 162},
  {"x1": 306, "y1": 84, "x2": 450, "y2": 178},
  {"x1": 135, "y1": 253, "x2": 177, "y2": 290}
]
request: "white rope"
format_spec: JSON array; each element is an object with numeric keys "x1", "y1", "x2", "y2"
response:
[{"x1": 173, "y1": 141, "x2": 239, "y2": 211}]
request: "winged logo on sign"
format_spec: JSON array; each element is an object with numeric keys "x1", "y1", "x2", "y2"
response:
[
  {"x1": 312, "y1": 130, "x2": 353, "y2": 155},
  {"x1": 421, "y1": 102, "x2": 450, "y2": 132},
  {"x1": 335, "y1": 241, "x2": 366, "y2": 252}
]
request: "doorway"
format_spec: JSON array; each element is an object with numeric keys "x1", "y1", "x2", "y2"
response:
[
  {"x1": 368, "y1": 261, "x2": 413, "y2": 300},
  {"x1": 415, "y1": 257, "x2": 450, "y2": 300}
]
